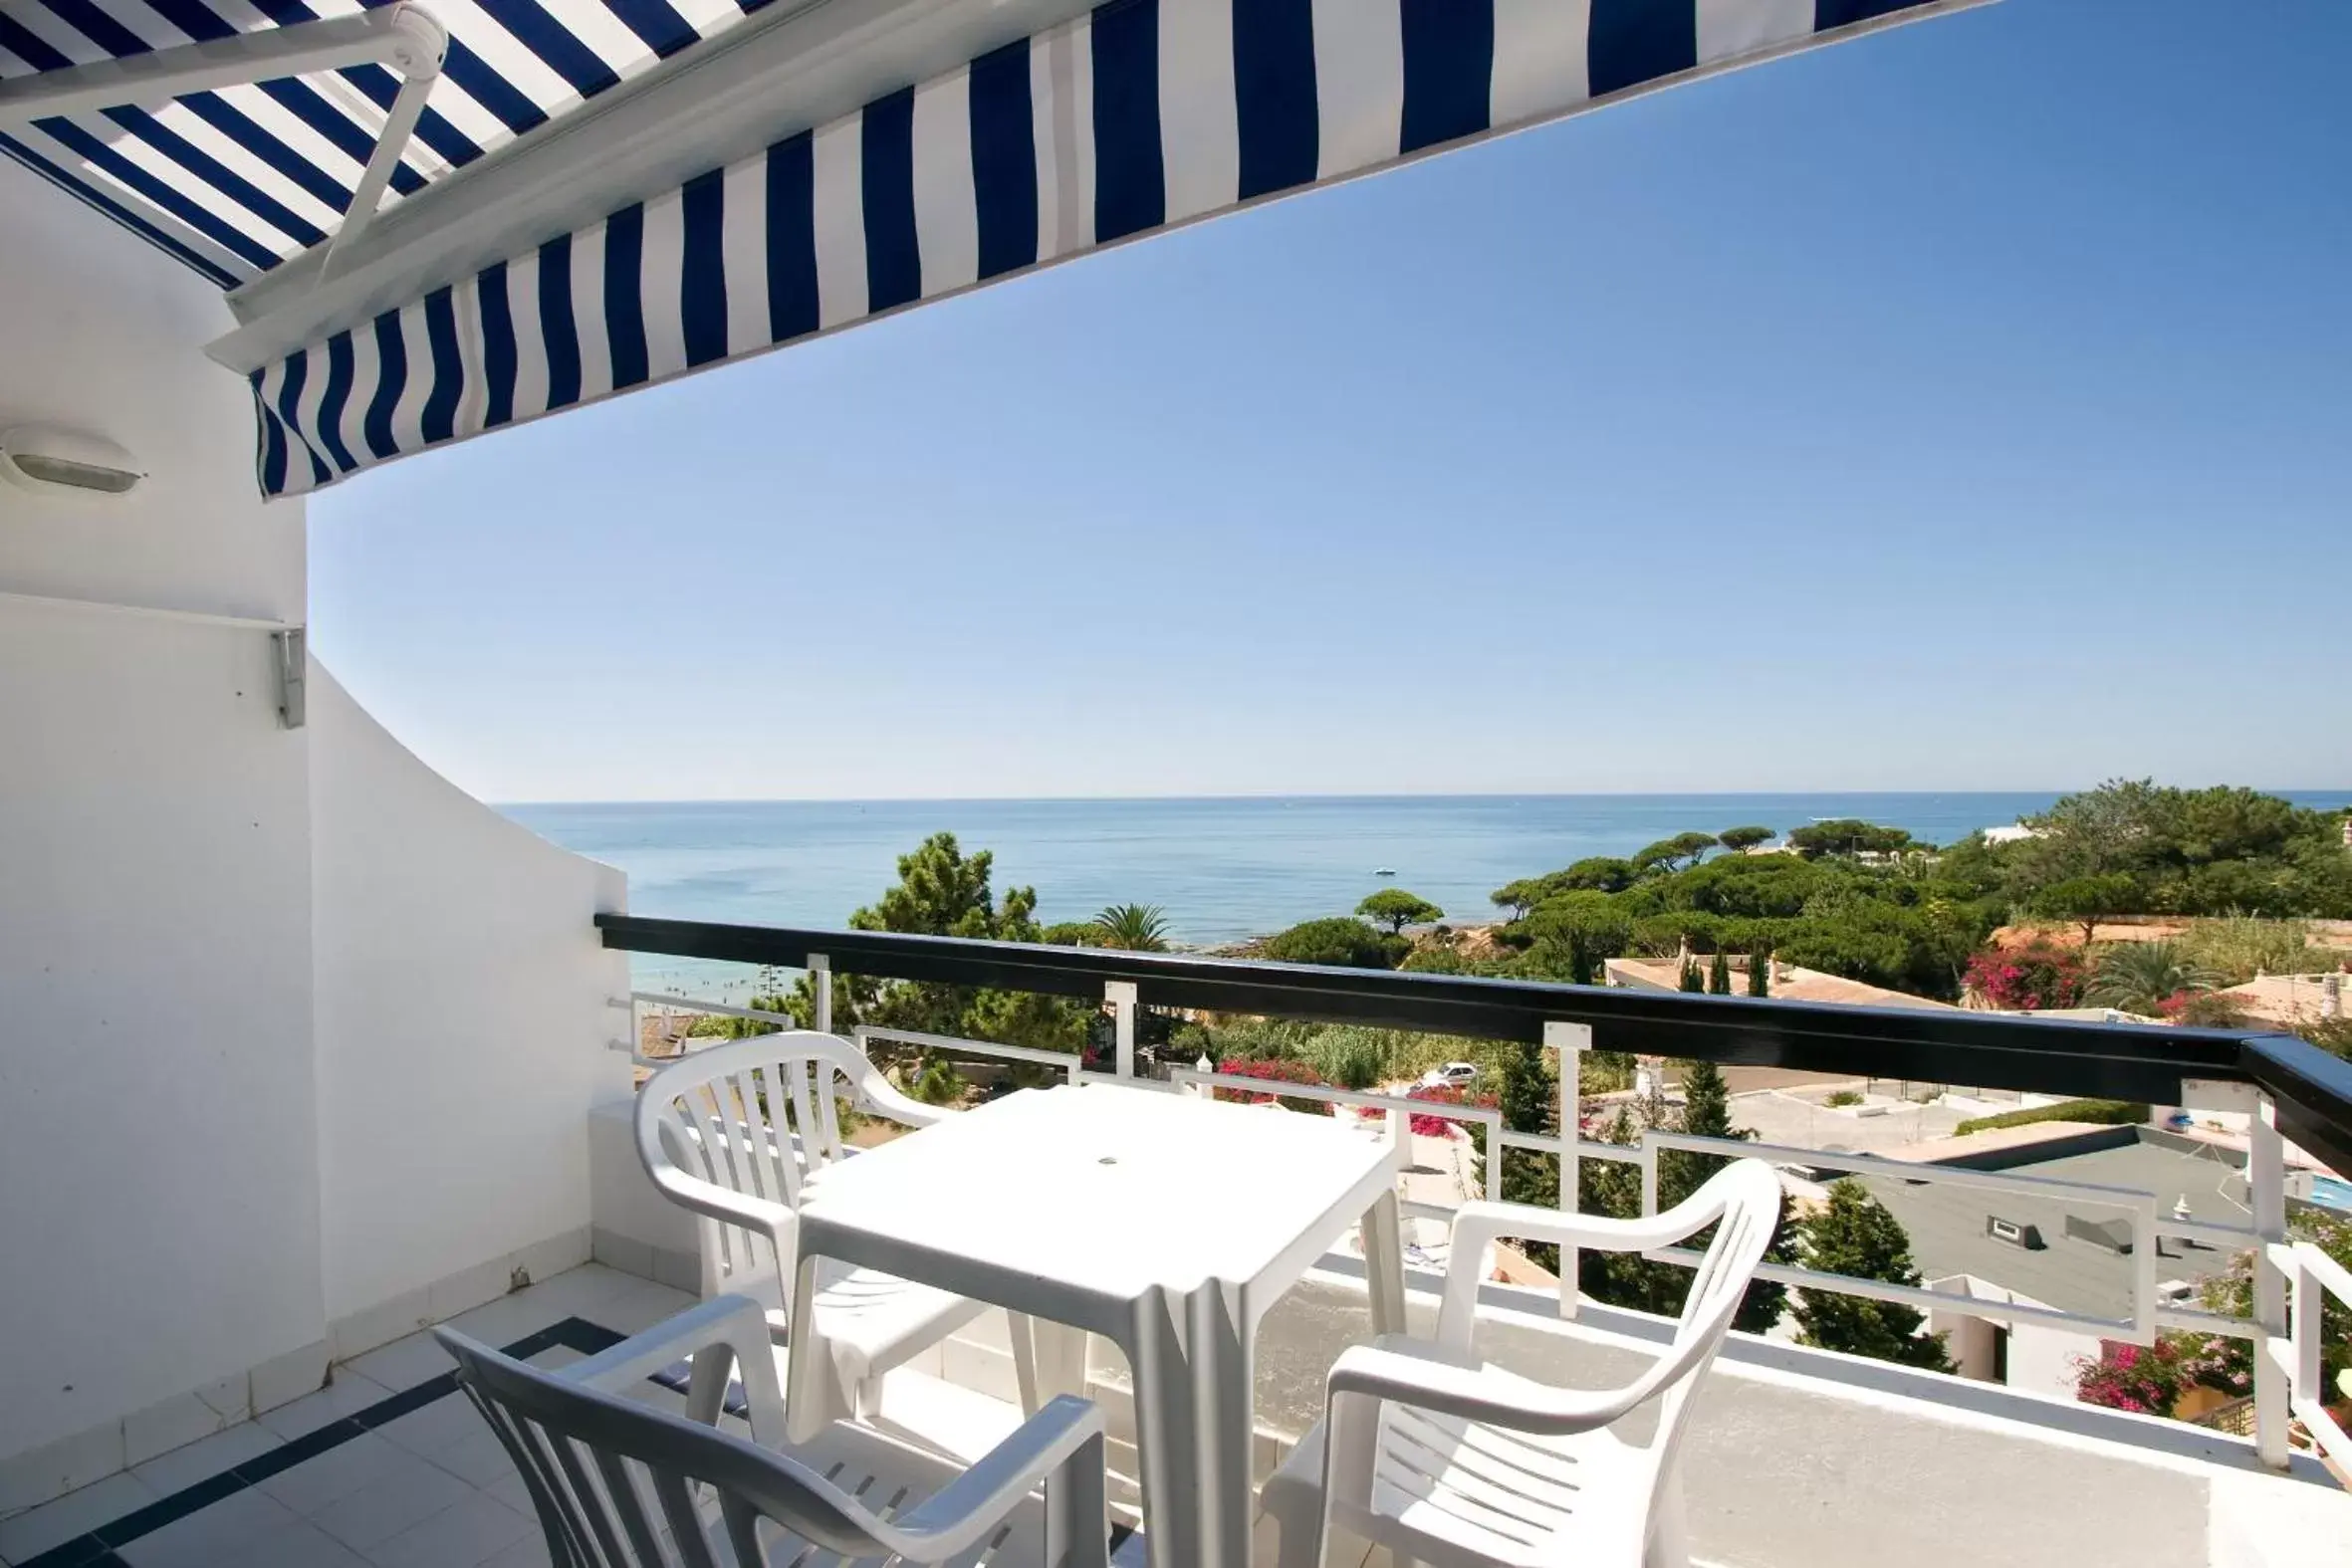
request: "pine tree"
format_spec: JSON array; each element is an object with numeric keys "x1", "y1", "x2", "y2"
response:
[
  {"x1": 1489, "y1": 1038, "x2": 1561, "y2": 1267},
  {"x1": 1662, "y1": 1061, "x2": 1791, "y2": 1332},
  {"x1": 1748, "y1": 949, "x2": 1771, "y2": 998},
  {"x1": 1576, "y1": 1107, "x2": 1656, "y2": 1304},
  {"x1": 1565, "y1": 939, "x2": 1597, "y2": 987},
  {"x1": 1708, "y1": 951, "x2": 1733, "y2": 995},
  {"x1": 1793, "y1": 1181, "x2": 1955, "y2": 1371}
]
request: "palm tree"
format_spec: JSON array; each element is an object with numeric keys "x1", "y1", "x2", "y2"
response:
[
  {"x1": 1091, "y1": 902, "x2": 1172, "y2": 953},
  {"x1": 2084, "y1": 941, "x2": 2220, "y2": 1014}
]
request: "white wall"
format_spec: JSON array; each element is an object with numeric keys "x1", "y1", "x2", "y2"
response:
[
  {"x1": 1928, "y1": 1274, "x2": 2095, "y2": 1403},
  {"x1": 311, "y1": 664, "x2": 630, "y2": 1328},
  {"x1": 0, "y1": 163, "x2": 324, "y2": 1473},
  {"x1": 0, "y1": 161, "x2": 630, "y2": 1501}
]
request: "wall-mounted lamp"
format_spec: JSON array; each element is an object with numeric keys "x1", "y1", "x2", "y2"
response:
[{"x1": 0, "y1": 426, "x2": 145, "y2": 501}]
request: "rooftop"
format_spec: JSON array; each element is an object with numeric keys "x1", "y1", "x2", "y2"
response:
[
  {"x1": 1606, "y1": 956, "x2": 1960, "y2": 1011},
  {"x1": 1861, "y1": 1128, "x2": 2258, "y2": 1322}
]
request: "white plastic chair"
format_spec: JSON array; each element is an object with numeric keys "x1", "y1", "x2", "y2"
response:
[
  {"x1": 1258, "y1": 1157, "x2": 1784, "y2": 1568},
  {"x1": 634, "y1": 1031, "x2": 1038, "y2": 1428},
  {"x1": 437, "y1": 1295, "x2": 1108, "y2": 1567}
]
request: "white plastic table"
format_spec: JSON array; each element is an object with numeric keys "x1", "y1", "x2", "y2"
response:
[{"x1": 785, "y1": 1083, "x2": 1408, "y2": 1568}]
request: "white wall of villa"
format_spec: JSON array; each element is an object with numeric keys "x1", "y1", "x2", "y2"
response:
[
  {"x1": 311, "y1": 664, "x2": 630, "y2": 1333},
  {"x1": 0, "y1": 161, "x2": 625, "y2": 1505}
]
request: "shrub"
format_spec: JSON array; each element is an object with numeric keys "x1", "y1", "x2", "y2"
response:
[
  {"x1": 1964, "y1": 937, "x2": 2087, "y2": 1011},
  {"x1": 911, "y1": 1056, "x2": 967, "y2": 1107},
  {"x1": 1826, "y1": 1089, "x2": 1863, "y2": 1108},
  {"x1": 2157, "y1": 990, "x2": 2251, "y2": 1027},
  {"x1": 1213, "y1": 1056, "x2": 1328, "y2": 1115},
  {"x1": 2073, "y1": 1339, "x2": 2198, "y2": 1417},
  {"x1": 2084, "y1": 941, "x2": 2219, "y2": 1013},
  {"x1": 2303, "y1": 1015, "x2": 2352, "y2": 1060},
  {"x1": 1289, "y1": 1026, "x2": 1393, "y2": 1090},
  {"x1": 1261, "y1": 917, "x2": 1409, "y2": 970},
  {"x1": 1401, "y1": 1082, "x2": 1496, "y2": 1137},
  {"x1": 1953, "y1": 1099, "x2": 2148, "y2": 1135},
  {"x1": 2178, "y1": 916, "x2": 2315, "y2": 986}
]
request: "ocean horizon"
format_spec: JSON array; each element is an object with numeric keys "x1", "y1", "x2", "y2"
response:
[{"x1": 504, "y1": 790, "x2": 2352, "y2": 993}]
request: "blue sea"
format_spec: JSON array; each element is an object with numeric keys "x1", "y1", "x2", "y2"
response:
[{"x1": 504, "y1": 791, "x2": 2352, "y2": 993}]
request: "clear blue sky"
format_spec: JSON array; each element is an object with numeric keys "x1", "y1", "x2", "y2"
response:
[{"x1": 312, "y1": 0, "x2": 2351, "y2": 804}]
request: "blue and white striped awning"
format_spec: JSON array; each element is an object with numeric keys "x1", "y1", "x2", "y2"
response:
[
  {"x1": 0, "y1": 0, "x2": 763, "y2": 287},
  {"x1": 0, "y1": 1, "x2": 1986, "y2": 498}
]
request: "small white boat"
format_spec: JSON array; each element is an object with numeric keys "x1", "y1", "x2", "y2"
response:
[{"x1": 1373, "y1": 866, "x2": 1397, "y2": 877}]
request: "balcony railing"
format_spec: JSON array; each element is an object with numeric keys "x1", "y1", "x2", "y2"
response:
[{"x1": 595, "y1": 913, "x2": 2352, "y2": 1476}]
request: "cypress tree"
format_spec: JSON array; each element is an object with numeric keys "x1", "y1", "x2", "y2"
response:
[
  {"x1": 1490, "y1": 1038, "x2": 1561, "y2": 1265},
  {"x1": 1708, "y1": 950, "x2": 1733, "y2": 995},
  {"x1": 1678, "y1": 958, "x2": 1706, "y2": 993},
  {"x1": 1748, "y1": 948, "x2": 1771, "y2": 998},
  {"x1": 1793, "y1": 1181, "x2": 1955, "y2": 1371}
]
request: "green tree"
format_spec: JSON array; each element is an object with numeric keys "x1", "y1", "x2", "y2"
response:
[
  {"x1": 2030, "y1": 872, "x2": 2144, "y2": 949},
  {"x1": 1261, "y1": 917, "x2": 1408, "y2": 970},
  {"x1": 1678, "y1": 956, "x2": 1706, "y2": 992},
  {"x1": 1793, "y1": 1181, "x2": 1954, "y2": 1372},
  {"x1": 1786, "y1": 819, "x2": 1916, "y2": 859},
  {"x1": 1090, "y1": 902, "x2": 1172, "y2": 952},
  {"x1": 792, "y1": 832, "x2": 1086, "y2": 1054},
  {"x1": 1708, "y1": 950, "x2": 1733, "y2": 995},
  {"x1": 1669, "y1": 1061, "x2": 1793, "y2": 1333},
  {"x1": 1717, "y1": 825, "x2": 1776, "y2": 854},
  {"x1": 1519, "y1": 892, "x2": 1632, "y2": 984},
  {"x1": 2083, "y1": 940, "x2": 2220, "y2": 1013},
  {"x1": 1496, "y1": 1039, "x2": 1559, "y2": 1219},
  {"x1": 1747, "y1": 949, "x2": 1770, "y2": 998},
  {"x1": 1492, "y1": 857, "x2": 1637, "y2": 915},
  {"x1": 1634, "y1": 832, "x2": 1720, "y2": 876},
  {"x1": 1356, "y1": 888, "x2": 1444, "y2": 935}
]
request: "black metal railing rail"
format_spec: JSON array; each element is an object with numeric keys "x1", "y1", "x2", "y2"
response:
[{"x1": 596, "y1": 914, "x2": 2352, "y2": 1171}]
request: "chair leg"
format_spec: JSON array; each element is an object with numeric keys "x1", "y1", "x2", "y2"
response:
[
  {"x1": 1644, "y1": 1472, "x2": 1692, "y2": 1568},
  {"x1": 1012, "y1": 1311, "x2": 1043, "y2": 1417},
  {"x1": 1045, "y1": 1431, "x2": 1110, "y2": 1568}
]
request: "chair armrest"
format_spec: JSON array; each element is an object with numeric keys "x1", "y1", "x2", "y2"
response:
[
  {"x1": 1451, "y1": 1198, "x2": 1722, "y2": 1259},
  {"x1": 852, "y1": 1068, "x2": 948, "y2": 1130},
  {"x1": 554, "y1": 1294, "x2": 790, "y2": 1447},
  {"x1": 1325, "y1": 1336, "x2": 1637, "y2": 1439},
  {"x1": 641, "y1": 1151, "x2": 797, "y2": 1249},
  {"x1": 867, "y1": 1395, "x2": 1107, "y2": 1564}
]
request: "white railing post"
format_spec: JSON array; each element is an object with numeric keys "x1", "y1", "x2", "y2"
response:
[
  {"x1": 810, "y1": 953, "x2": 831, "y2": 1037},
  {"x1": 2250, "y1": 1092, "x2": 2289, "y2": 1469},
  {"x1": 1106, "y1": 981, "x2": 1137, "y2": 1080},
  {"x1": 1545, "y1": 1021, "x2": 1589, "y2": 1320}
]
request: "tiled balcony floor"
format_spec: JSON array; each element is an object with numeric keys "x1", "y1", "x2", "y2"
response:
[{"x1": 0, "y1": 1266, "x2": 706, "y2": 1568}]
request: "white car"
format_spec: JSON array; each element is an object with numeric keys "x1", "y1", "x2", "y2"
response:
[{"x1": 1419, "y1": 1061, "x2": 1480, "y2": 1090}]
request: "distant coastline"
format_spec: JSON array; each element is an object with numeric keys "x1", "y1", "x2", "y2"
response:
[{"x1": 507, "y1": 790, "x2": 2352, "y2": 994}]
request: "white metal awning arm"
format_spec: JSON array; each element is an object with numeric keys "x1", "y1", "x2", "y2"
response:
[
  {"x1": 320, "y1": 31, "x2": 442, "y2": 276},
  {"x1": 0, "y1": 5, "x2": 446, "y2": 283},
  {"x1": 0, "y1": 7, "x2": 442, "y2": 123}
]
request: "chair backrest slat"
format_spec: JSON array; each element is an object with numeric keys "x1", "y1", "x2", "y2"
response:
[
  {"x1": 588, "y1": 1446, "x2": 672, "y2": 1566},
  {"x1": 638, "y1": 1032, "x2": 914, "y2": 1306},
  {"x1": 441, "y1": 1328, "x2": 923, "y2": 1565},
  {"x1": 649, "y1": 1469, "x2": 724, "y2": 1568}
]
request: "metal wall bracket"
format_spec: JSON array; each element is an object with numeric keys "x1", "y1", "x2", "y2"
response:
[{"x1": 273, "y1": 626, "x2": 307, "y2": 729}]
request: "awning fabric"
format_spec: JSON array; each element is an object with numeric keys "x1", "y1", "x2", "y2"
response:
[
  {"x1": 1, "y1": 0, "x2": 1980, "y2": 499},
  {"x1": 0, "y1": 0, "x2": 760, "y2": 288}
]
